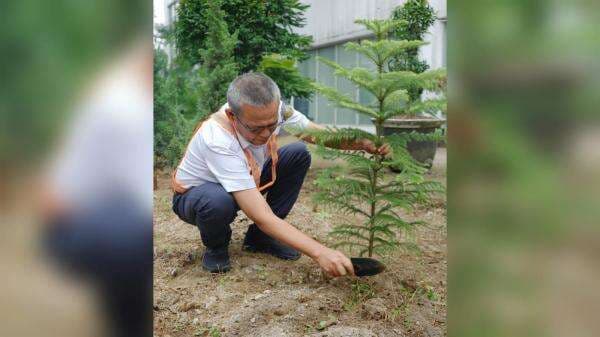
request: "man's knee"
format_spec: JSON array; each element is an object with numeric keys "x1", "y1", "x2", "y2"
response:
[
  {"x1": 285, "y1": 142, "x2": 311, "y2": 167},
  {"x1": 195, "y1": 184, "x2": 238, "y2": 224},
  {"x1": 203, "y1": 191, "x2": 237, "y2": 221}
]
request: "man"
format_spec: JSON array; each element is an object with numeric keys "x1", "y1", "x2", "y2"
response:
[
  {"x1": 172, "y1": 72, "x2": 389, "y2": 276},
  {"x1": 41, "y1": 41, "x2": 153, "y2": 337}
]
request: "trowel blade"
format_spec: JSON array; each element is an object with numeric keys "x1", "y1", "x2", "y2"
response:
[{"x1": 351, "y1": 257, "x2": 386, "y2": 277}]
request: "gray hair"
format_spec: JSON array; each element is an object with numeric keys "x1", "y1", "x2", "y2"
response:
[{"x1": 227, "y1": 72, "x2": 281, "y2": 115}]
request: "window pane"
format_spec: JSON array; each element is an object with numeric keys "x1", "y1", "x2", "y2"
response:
[
  {"x1": 316, "y1": 46, "x2": 335, "y2": 124},
  {"x1": 336, "y1": 44, "x2": 358, "y2": 125},
  {"x1": 293, "y1": 97, "x2": 310, "y2": 118},
  {"x1": 297, "y1": 51, "x2": 316, "y2": 120}
]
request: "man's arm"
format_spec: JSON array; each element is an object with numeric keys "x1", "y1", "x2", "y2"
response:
[
  {"x1": 295, "y1": 121, "x2": 390, "y2": 155},
  {"x1": 232, "y1": 188, "x2": 354, "y2": 277}
]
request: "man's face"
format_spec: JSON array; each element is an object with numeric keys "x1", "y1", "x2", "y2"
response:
[{"x1": 227, "y1": 100, "x2": 279, "y2": 145}]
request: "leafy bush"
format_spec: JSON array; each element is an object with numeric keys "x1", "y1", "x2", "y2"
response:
[
  {"x1": 390, "y1": 0, "x2": 437, "y2": 102},
  {"x1": 258, "y1": 54, "x2": 314, "y2": 100},
  {"x1": 153, "y1": 48, "x2": 196, "y2": 170},
  {"x1": 174, "y1": 0, "x2": 312, "y2": 98},
  {"x1": 174, "y1": 0, "x2": 311, "y2": 72},
  {"x1": 154, "y1": 0, "x2": 241, "y2": 170}
]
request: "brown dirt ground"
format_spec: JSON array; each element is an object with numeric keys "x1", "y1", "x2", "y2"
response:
[{"x1": 154, "y1": 142, "x2": 446, "y2": 337}]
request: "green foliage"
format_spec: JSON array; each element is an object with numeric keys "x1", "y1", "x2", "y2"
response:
[
  {"x1": 306, "y1": 19, "x2": 445, "y2": 257},
  {"x1": 343, "y1": 280, "x2": 375, "y2": 310},
  {"x1": 392, "y1": 0, "x2": 437, "y2": 45},
  {"x1": 154, "y1": 48, "x2": 196, "y2": 170},
  {"x1": 2, "y1": 1, "x2": 148, "y2": 174},
  {"x1": 196, "y1": 0, "x2": 239, "y2": 116},
  {"x1": 390, "y1": 0, "x2": 437, "y2": 102},
  {"x1": 154, "y1": 0, "x2": 241, "y2": 170},
  {"x1": 258, "y1": 54, "x2": 314, "y2": 99},
  {"x1": 175, "y1": 0, "x2": 312, "y2": 73}
]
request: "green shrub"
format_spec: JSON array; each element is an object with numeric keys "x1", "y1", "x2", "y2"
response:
[
  {"x1": 174, "y1": 0, "x2": 313, "y2": 98},
  {"x1": 390, "y1": 0, "x2": 437, "y2": 102}
]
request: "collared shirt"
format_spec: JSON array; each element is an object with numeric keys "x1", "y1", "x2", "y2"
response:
[{"x1": 175, "y1": 101, "x2": 310, "y2": 192}]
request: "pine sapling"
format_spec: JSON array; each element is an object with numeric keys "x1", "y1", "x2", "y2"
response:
[{"x1": 298, "y1": 19, "x2": 446, "y2": 257}]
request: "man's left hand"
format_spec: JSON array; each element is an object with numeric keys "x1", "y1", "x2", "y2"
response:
[{"x1": 361, "y1": 139, "x2": 391, "y2": 156}]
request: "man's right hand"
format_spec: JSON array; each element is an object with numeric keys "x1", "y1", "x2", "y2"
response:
[
  {"x1": 314, "y1": 247, "x2": 354, "y2": 277},
  {"x1": 232, "y1": 188, "x2": 355, "y2": 278}
]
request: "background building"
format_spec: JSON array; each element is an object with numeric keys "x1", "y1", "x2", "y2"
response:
[
  {"x1": 153, "y1": 0, "x2": 447, "y2": 129},
  {"x1": 153, "y1": 0, "x2": 179, "y2": 61},
  {"x1": 292, "y1": 0, "x2": 446, "y2": 129}
]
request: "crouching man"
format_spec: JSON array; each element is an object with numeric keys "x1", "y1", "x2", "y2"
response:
[{"x1": 171, "y1": 72, "x2": 388, "y2": 276}]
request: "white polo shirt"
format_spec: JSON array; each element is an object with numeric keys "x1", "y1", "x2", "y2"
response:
[{"x1": 175, "y1": 101, "x2": 310, "y2": 192}]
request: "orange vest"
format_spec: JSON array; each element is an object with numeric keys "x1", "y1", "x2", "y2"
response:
[{"x1": 171, "y1": 110, "x2": 278, "y2": 194}]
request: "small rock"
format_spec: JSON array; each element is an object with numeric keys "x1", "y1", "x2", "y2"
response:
[
  {"x1": 169, "y1": 267, "x2": 180, "y2": 277},
  {"x1": 424, "y1": 324, "x2": 443, "y2": 337},
  {"x1": 297, "y1": 294, "x2": 310, "y2": 303},
  {"x1": 274, "y1": 307, "x2": 286, "y2": 316},
  {"x1": 229, "y1": 313, "x2": 241, "y2": 323},
  {"x1": 250, "y1": 316, "x2": 256, "y2": 323},
  {"x1": 204, "y1": 296, "x2": 217, "y2": 309},
  {"x1": 170, "y1": 295, "x2": 181, "y2": 305},
  {"x1": 178, "y1": 301, "x2": 199, "y2": 312},
  {"x1": 253, "y1": 325, "x2": 291, "y2": 337},
  {"x1": 362, "y1": 298, "x2": 387, "y2": 320},
  {"x1": 409, "y1": 311, "x2": 442, "y2": 337},
  {"x1": 316, "y1": 317, "x2": 338, "y2": 330},
  {"x1": 308, "y1": 326, "x2": 376, "y2": 337},
  {"x1": 375, "y1": 328, "x2": 406, "y2": 337},
  {"x1": 401, "y1": 278, "x2": 418, "y2": 292}
]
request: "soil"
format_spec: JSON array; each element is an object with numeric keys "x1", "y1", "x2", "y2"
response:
[{"x1": 153, "y1": 145, "x2": 446, "y2": 337}]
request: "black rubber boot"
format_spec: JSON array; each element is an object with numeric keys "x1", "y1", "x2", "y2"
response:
[
  {"x1": 242, "y1": 225, "x2": 301, "y2": 260},
  {"x1": 202, "y1": 246, "x2": 231, "y2": 273}
]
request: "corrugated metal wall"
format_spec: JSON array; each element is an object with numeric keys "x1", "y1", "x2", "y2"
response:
[{"x1": 293, "y1": 0, "x2": 447, "y2": 128}]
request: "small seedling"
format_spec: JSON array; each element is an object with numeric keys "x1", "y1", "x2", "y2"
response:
[
  {"x1": 194, "y1": 325, "x2": 221, "y2": 337},
  {"x1": 316, "y1": 315, "x2": 338, "y2": 331},
  {"x1": 426, "y1": 287, "x2": 437, "y2": 301},
  {"x1": 208, "y1": 327, "x2": 221, "y2": 337},
  {"x1": 304, "y1": 324, "x2": 315, "y2": 334},
  {"x1": 344, "y1": 280, "x2": 375, "y2": 310}
]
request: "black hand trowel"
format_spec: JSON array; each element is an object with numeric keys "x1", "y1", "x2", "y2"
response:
[{"x1": 351, "y1": 257, "x2": 386, "y2": 277}]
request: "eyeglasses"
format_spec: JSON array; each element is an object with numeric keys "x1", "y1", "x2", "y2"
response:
[
  {"x1": 234, "y1": 116, "x2": 283, "y2": 134},
  {"x1": 233, "y1": 102, "x2": 285, "y2": 134}
]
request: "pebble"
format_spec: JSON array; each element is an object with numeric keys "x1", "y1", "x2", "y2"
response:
[{"x1": 362, "y1": 298, "x2": 388, "y2": 320}]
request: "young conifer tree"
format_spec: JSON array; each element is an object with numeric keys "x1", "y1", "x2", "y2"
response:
[{"x1": 300, "y1": 19, "x2": 446, "y2": 257}]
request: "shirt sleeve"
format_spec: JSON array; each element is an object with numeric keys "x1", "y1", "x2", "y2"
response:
[
  {"x1": 203, "y1": 143, "x2": 257, "y2": 192},
  {"x1": 282, "y1": 105, "x2": 310, "y2": 130}
]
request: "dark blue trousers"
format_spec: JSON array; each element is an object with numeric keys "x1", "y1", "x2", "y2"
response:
[
  {"x1": 172, "y1": 142, "x2": 311, "y2": 250},
  {"x1": 44, "y1": 196, "x2": 153, "y2": 337}
]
